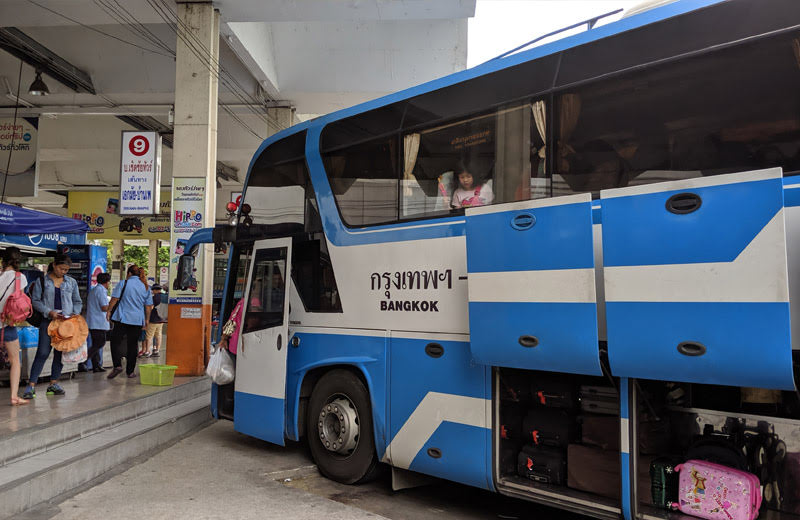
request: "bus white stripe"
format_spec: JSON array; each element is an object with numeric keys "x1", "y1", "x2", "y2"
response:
[
  {"x1": 605, "y1": 211, "x2": 789, "y2": 302},
  {"x1": 383, "y1": 392, "x2": 489, "y2": 470},
  {"x1": 468, "y1": 269, "x2": 596, "y2": 303}
]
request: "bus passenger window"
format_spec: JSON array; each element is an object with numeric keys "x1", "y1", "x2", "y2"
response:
[
  {"x1": 243, "y1": 248, "x2": 287, "y2": 334},
  {"x1": 400, "y1": 100, "x2": 549, "y2": 219}
]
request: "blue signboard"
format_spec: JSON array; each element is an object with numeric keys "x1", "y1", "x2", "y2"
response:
[{"x1": 0, "y1": 232, "x2": 85, "y2": 250}]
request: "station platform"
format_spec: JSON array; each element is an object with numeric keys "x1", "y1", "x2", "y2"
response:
[{"x1": 0, "y1": 343, "x2": 212, "y2": 519}]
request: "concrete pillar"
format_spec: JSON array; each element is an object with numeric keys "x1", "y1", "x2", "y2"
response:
[
  {"x1": 148, "y1": 239, "x2": 158, "y2": 285},
  {"x1": 266, "y1": 107, "x2": 296, "y2": 136},
  {"x1": 168, "y1": 1, "x2": 219, "y2": 376},
  {"x1": 111, "y1": 240, "x2": 123, "y2": 286}
]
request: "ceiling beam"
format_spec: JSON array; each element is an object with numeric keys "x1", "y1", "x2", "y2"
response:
[
  {"x1": 0, "y1": 28, "x2": 95, "y2": 94},
  {"x1": 221, "y1": 22, "x2": 280, "y2": 101}
]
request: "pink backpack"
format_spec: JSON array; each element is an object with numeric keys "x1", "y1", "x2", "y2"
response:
[
  {"x1": 673, "y1": 459, "x2": 762, "y2": 520},
  {"x1": 1, "y1": 272, "x2": 32, "y2": 326}
]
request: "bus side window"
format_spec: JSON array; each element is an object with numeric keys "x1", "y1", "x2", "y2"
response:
[{"x1": 400, "y1": 99, "x2": 549, "y2": 220}]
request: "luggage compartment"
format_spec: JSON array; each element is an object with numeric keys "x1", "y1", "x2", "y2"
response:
[
  {"x1": 495, "y1": 368, "x2": 624, "y2": 519},
  {"x1": 632, "y1": 378, "x2": 800, "y2": 520}
]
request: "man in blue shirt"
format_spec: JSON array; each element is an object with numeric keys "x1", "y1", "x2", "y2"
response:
[
  {"x1": 106, "y1": 265, "x2": 153, "y2": 379},
  {"x1": 84, "y1": 273, "x2": 111, "y2": 373}
]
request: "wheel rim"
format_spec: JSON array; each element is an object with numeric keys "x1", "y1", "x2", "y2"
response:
[{"x1": 317, "y1": 394, "x2": 360, "y2": 456}]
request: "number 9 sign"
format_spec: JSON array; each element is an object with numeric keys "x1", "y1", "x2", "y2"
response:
[{"x1": 129, "y1": 135, "x2": 150, "y2": 156}]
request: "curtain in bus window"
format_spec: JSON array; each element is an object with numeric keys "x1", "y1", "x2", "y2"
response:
[
  {"x1": 402, "y1": 133, "x2": 420, "y2": 196},
  {"x1": 532, "y1": 100, "x2": 547, "y2": 181}
]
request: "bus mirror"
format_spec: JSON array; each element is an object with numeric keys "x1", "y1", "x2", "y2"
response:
[{"x1": 176, "y1": 255, "x2": 195, "y2": 291}]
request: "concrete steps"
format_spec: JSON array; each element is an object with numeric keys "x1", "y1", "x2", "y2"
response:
[{"x1": 0, "y1": 377, "x2": 212, "y2": 519}]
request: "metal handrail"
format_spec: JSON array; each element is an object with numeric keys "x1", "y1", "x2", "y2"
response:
[{"x1": 485, "y1": 8, "x2": 624, "y2": 63}]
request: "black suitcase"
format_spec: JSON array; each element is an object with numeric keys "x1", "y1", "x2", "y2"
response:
[
  {"x1": 522, "y1": 408, "x2": 576, "y2": 448},
  {"x1": 579, "y1": 385, "x2": 619, "y2": 415},
  {"x1": 531, "y1": 377, "x2": 576, "y2": 409},
  {"x1": 500, "y1": 402, "x2": 525, "y2": 443},
  {"x1": 649, "y1": 457, "x2": 681, "y2": 509},
  {"x1": 501, "y1": 369, "x2": 532, "y2": 402},
  {"x1": 516, "y1": 444, "x2": 567, "y2": 485}
]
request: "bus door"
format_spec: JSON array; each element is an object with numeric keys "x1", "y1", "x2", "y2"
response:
[
  {"x1": 601, "y1": 168, "x2": 795, "y2": 389},
  {"x1": 464, "y1": 194, "x2": 602, "y2": 376},
  {"x1": 233, "y1": 238, "x2": 293, "y2": 444}
]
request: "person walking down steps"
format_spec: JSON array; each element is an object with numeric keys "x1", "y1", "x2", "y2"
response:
[{"x1": 106, "y1": 265, "x2": 153, "y2": 379}]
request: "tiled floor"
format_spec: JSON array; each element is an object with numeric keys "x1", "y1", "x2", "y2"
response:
[{"x1": 0, "y1": 337, "x2": 198, "y2": 437}]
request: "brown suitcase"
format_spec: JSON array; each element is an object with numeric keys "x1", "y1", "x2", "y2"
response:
[
  {"x1": 581, "y1": 415, "x2": 620, "y2": 451},
  {"x1": 567, "y1": 444, "x2": 621, "y2": 499},
  {"x1": 568, "y1": 444, "x2": 654, "y2": 502}
]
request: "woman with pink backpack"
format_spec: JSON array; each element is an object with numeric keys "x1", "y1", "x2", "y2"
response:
[{"x1": 0, "y1": 247, "x2": 30, "y2": 406}]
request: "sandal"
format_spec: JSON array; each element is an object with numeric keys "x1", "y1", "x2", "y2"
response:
[{"x1": 11, "y1": 397, "x2": 29, "y2": 406}]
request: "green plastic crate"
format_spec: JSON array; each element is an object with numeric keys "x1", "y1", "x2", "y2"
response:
[{"x1": 139, "y1": 364, "x2": 178, "y2": 386}]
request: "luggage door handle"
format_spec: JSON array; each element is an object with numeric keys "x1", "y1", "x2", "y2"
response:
[
  {"x1": 666, "y1": 192, "x2": 702, "y2": 214},
  {"x1": 677, "y1": 341, "x2": 706, "y2": 357},
  {"x1": 511, "y1": 212, "x2": 536, "y2": 231}
]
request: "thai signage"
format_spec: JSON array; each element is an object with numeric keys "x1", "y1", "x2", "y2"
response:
[
  {"x1": 169, "y1": 178, "x2": 205, "y2": 304},
  {"x1": 120, "y1": 131, "x2": 161, "y2": 215},
  {"x1": 0, "y1": 117, "x2": 38, "y2": 197},
  {"x1": 68, "y1": 191, "x2": 170, "y2": 240}
]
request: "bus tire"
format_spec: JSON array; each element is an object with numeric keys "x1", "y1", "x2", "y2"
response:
[{"x1": 306, "y1": 369, "x2": 379, "y2": 484}]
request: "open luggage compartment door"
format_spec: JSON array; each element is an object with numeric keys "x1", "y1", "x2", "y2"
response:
[
  {"x1": 601, "y1": 168, "x2": 795, "y2": 390},
  {"x1": 465, "y1": 194, "x2": 602, "y2": 375}
]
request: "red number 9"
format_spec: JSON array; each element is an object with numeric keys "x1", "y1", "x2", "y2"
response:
[{"x1": 129, "y1": 135, "x2": 149, "y2": 156}]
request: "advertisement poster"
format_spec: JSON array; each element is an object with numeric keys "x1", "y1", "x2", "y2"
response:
[
  {"x1": 0, "y1": 117, "x2": 38, "y2": 197},
  {"x1": 169, "y1": 178, "x2": 205, "y2": 304},
  {"x1": 120, "y1": 131, "x2": 161, "y2": 215},
  {"x1": 68, "y1": 191, "x2": 170, "y2": 240}
]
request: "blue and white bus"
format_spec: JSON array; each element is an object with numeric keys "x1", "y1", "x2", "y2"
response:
[{"x1": 186, "y1": 1, "x2": 800, "y2": 518}]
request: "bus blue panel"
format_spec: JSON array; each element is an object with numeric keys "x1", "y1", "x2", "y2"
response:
[
  {"x1": 607, "y1": 302, "x2": 795, "y2": 389},
  {"x1": 602, "y1": 176, "x2": 782, "y2": 267},
  {"x1": 466, "y1": 201, "x2": 594, "y2": 272},
  {"x1": 602, "y1": 169, "x2": 794, "y2": 389},
  {"x1": 470, "y1": 302, "x2": 602, "y2": 375},
  {"x1": 784, "y1": 186, "x2": 800, "y2": 208},
  {"x1": 234, "y1": 391, "x2": 285, "y2": 445},
  {"x1": 389, "y1": 337, "x2": 490, "y2": 488},
  {"x1": 285, "y1": 332, "x2": 388, "y2": 457},
  {"x1": 465, "y1": 196, "x2": 601, "y2": 376},
  {"x1": 408, "y1": 422, "x2": 492, "y2": 491}
]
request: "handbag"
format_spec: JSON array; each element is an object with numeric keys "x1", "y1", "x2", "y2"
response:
[
  {"x1": 206, "y1": 344, "x2": 235, "y2": 385},
  {"x1": 62, "y1": 340, "x2": 88, "y2": 364},
  {"x1": 108, "y1": 280, "x2": 128, "y2": 329},
  {"x1": 26, "y1": 278, "x2": 44, "y2": 327}
]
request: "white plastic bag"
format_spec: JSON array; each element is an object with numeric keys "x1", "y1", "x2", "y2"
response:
[
  {"x1": 206, "y1": 344, "x2": 235, "y2": 385},
  {"x1": 62, "y1": 341, "x2": 88, "y2": 364}
]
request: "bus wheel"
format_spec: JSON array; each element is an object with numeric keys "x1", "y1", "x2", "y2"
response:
[{"x1": 307, "y1": 369, "x2": 379, "y2": 484}]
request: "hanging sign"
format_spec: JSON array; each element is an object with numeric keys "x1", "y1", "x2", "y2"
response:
[
  {"x1": 0, "y1": 117, "x2": 39, "y2": 197},
  {"x1": 169, "y1": 178, "x2": 205, "y2": 304},
  {"x1": 68, "y1": 191, "x2": 170, "y2": 239},
  {"x1": 120, "y1": 131, "x2": 161, "y2": 215}
]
